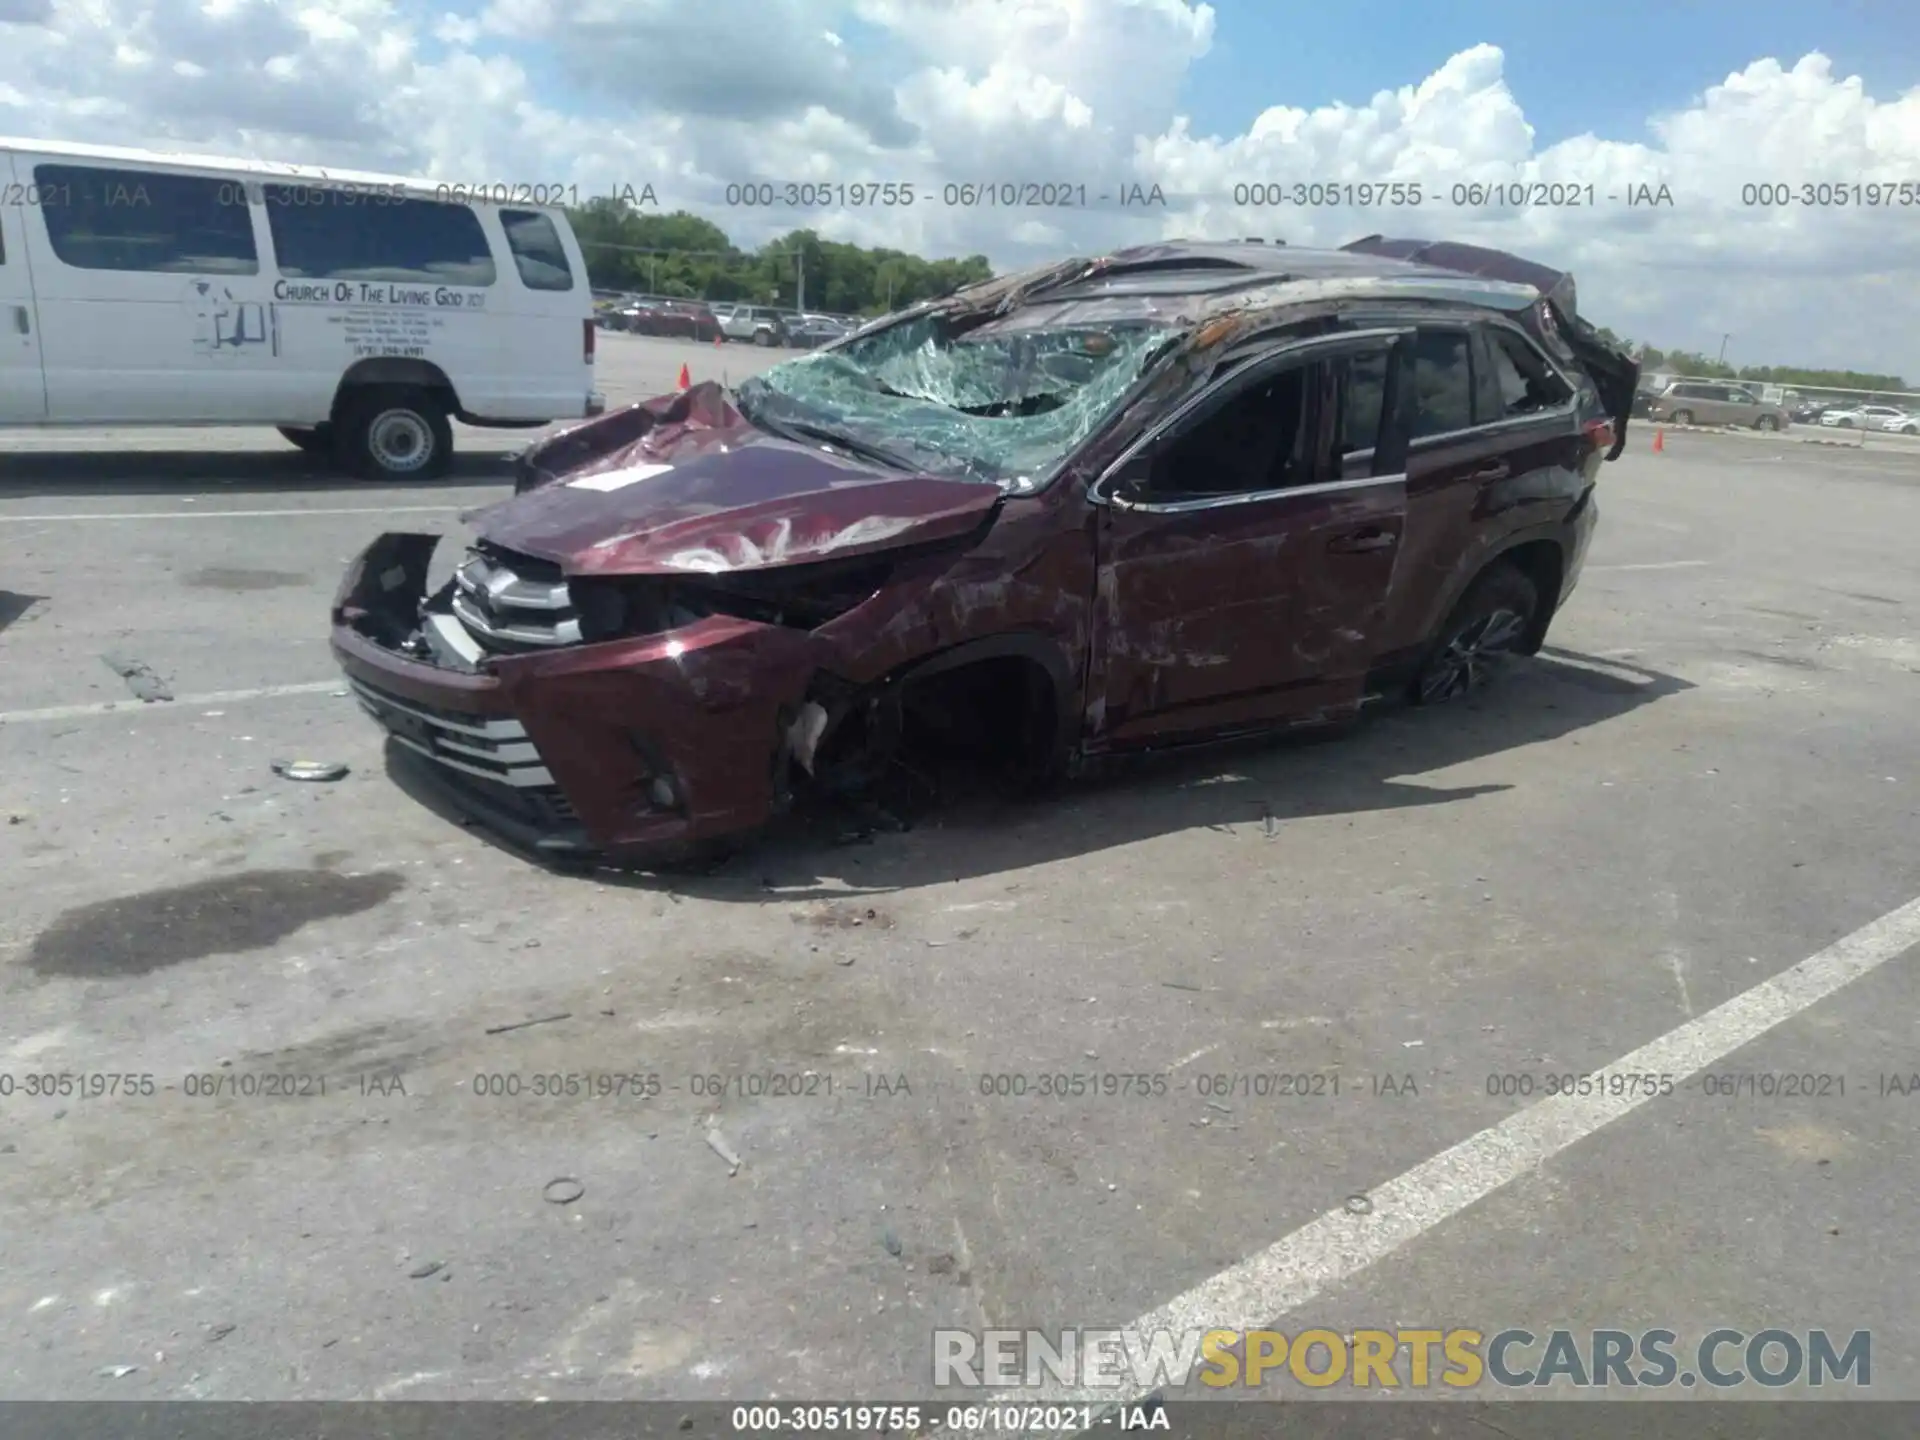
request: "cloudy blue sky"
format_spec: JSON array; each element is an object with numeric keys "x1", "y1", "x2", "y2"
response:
[{"x1": 3, "y1": 0, "x2": 1918, "y2": 375}]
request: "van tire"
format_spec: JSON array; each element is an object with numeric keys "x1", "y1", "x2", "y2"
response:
[
  {"x1": 1410, "y1": 564, "x2": 1538, "y2": 706},
  {"x1": 1669, "y1": 408, "x2": 1694, "y2": 426},
  {"x1": 1755, "y1": 414, "x2": 1779, "y2": 431},
  {"x1": 277, "y1": 424, "x2": 332, "y2": 456},
  {"x1": 334, "y1": 387, "x2": 453, "y2": 480}
]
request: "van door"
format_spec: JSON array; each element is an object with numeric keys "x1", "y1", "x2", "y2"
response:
[
  {"x1": 25, "y1": 157, "x2": 275, "y2": 423},
  {"x1": 0, "y1": 153, "x2": 48, "y2": 422}
]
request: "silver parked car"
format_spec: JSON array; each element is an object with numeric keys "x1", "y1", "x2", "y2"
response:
[
  {"x1": 1820, "y1": 404, "x2": 1920, "y2": 434},
  {"x1": 719, "y1": 306, "x2": 790, "y2": 346},
  {"x1": 1648, "y1": 381, "x2": 1790, "y2": 431}
]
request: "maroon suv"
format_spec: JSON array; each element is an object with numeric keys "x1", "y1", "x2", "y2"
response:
[{"x1": 331, "y1": 239, "x2": 1637, "y2": 866}]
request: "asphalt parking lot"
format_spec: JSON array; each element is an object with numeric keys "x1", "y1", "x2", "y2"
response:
[{"x1": 2, "y1": 338, "x2": 1918, "y2": 1408}]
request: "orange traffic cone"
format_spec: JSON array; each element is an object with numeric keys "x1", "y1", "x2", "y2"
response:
[
  {"x1": 713, "y1": 331, "x2": 722, "y2": 347},
  {"x1": 1652, "y1": 427, "x2": 1664, "y2": 453},
  {"x1": 677, "y1": 363, "x2": 691, "y2": 391}
]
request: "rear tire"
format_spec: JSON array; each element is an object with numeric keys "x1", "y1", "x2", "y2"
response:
[
  {"x1": 1755, "y1": 414, "x2": 1779, "y2": 431},
  {"x1": 1410, "y1": 564, "x2": 1539, "y2": 706},
  {"x1": 277, "y1": 424, "x2": 333, "y2": 456},
  {"x1": 334, "y1": 386, "x2": 453, "y2": 481},
  {"x1": 1670, "y1": 409, "x2": 1694, "y2": 426},
  {"x1": 753, "y1": 329, "x2": 775, "y2": 347}
]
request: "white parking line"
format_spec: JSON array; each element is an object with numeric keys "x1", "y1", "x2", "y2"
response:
[
  {"x1": 1586, "y1": 560, "x2": 1711, "y2": 572},
  {"x1": 0, "y1": 505, "x2": 467, "y2": 523},
  {"x1": 0, "y1": 681, "x2": 342, "y2": 725},
  {"x1": 979, "y1": 891, "x2": 1920, "y2": 1423}
]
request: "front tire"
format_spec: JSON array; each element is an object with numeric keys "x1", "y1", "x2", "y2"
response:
[
  {"x1": 334, "y1": 387, "x2": 453, "y2": 480},
  {"x1": 1410, "y1": 564, "x2": 1539, "y2": 706},
  {"x1": 1755, "y1": 414, "x2": 1779, "y2": 431}
]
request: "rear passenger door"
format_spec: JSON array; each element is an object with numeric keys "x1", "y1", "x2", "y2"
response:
[{"x1": 0, "y1": 153, "x2": 48, "y2": 422}]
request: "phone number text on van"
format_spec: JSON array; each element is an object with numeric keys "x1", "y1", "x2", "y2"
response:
[{"x1": 273, "y1": 280, "x2": 485, "y2": 309}]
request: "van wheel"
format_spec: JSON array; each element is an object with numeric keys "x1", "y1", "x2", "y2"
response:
[
  {"x1": 1755, "y1": 414, "x2": 1779, "y2": 431},
  {"x1": 277, "y1": 424, "x2": 333, "y2": 455},
  {"x1": 1670, "y1": 408, "x2": 1694, "y2": 426},
  {"x1": 1411, "y1": 564, "x2": 1538, "y2": 706},
  {"x1": 335, "y1": 388, "x2": 453, "y2": 480}
]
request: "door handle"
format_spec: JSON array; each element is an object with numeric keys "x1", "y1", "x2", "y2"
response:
[
  {"x1": 1470, "y1": 461, "x2": 1510, "y2": 481},
  {"x1": 1328, "y1": 528, "x2": 1397, "y2": 554}
]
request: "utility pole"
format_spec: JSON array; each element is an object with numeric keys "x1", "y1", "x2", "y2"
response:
[
  {"x1": 1717, "y1": 333, "x2": 1731, "y2": 367},
  {"x1": 795, "y1": 251, "x2": 806, "y2": 313}
]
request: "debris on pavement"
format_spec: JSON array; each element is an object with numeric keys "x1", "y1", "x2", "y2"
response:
[
  {"x1": 96, "y1": 1365, "x2": 140, "y2": 1378},
  {"x1": 101, "y1": 652, "x2": 173, "y2": 703},
  {"x1": 408, "y1": 1260, "x2": 446, "y2": 1279},
  {"x1": 881, "y1": 1226, "x2": 903, "y2": 1257},
  {"x1": 205, "y1": 1323, "x2": 235, "y2": 1342},
  {"x1": 484, "y1": 1012, "x2": 571, "y2": 1036},
  {"x1": 271, "y1": 759, "x2": 350, "y2": 783},
  {"x1": 926, "y1": 1253, "x2": 957, "y2": 1275},
  {"x1": 706, "y1": 1128, "x2": 743, "y2": 1175},
  {"x1": 1345, "y1": 1194, "x2": 1374, "y2": 1215},
  {"x1": 543, "y1": 1177, "x2": 585, "y2": 1205}
]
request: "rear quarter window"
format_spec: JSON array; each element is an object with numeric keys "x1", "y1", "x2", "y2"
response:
[
  {"x1": 263, "y1": 186, "x2": 496, "y2": 286},
  {"x1": 499, "y1": 209, "x2": 574, "y2": 291},
  {"x1": 1484, "y1": 327, "x2": 1573, "y2": 418}
]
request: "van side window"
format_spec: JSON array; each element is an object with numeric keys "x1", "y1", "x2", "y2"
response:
[
  {"x1": 500, "y1": 209, "x2": 574, "y2": 291},
  {"x1": 1485, "y1": 328, "x2": 1573, "y2": 418},
  {"x1": 34, "y1": 164, "x2": 258, "y2": 275},
  {"x1": 1410, "y1": 330, "x2": 1473, "y2": 437},
  {"x1": 263, "y1": 187, "x2": 495, "y2": 286}
]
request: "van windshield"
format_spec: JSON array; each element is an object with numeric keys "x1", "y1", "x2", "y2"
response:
[{"x1": 733, "y1": 312, "x2": 1177, "y2": 490}]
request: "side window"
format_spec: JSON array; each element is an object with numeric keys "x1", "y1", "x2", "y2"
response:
[
  {"x1": 262, "y1": 186, "x2": 496, "y2": 285},
  {"x1": 500, "y1": 209, "x2": 574, "y2": 291},
  {"x1": 1485, "y1": 328, "x2": 1573, "y2": 418},
  {"x1": 1729, "y1": 389, "x2": 1756, "y2": 404},
  {"x1": 1153, "y1": 361, "x2": 1315, "y2": 498},
  {"x1": 1338, "y1": 350, "x2": 1390, "y2": 458},
  {"x1": 1410, "y1": 330, "x2": 1473, "y2": 438},
  {"x1": 34, "y1": 163, "x2": 258, "y2": 274}
]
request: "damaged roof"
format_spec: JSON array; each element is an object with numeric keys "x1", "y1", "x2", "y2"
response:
[{"x1": 935, "y1": 239, "x2": 1552, "y2": 334}]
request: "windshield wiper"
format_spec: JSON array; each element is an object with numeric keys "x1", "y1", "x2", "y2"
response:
[{"x1": 743, "y1": 402, "x2": 917, "y2": 473}]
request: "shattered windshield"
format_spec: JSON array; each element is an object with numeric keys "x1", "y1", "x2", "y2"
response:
[{"x1": 733, "y1": 313, "x2": 1178, "y2": 491}]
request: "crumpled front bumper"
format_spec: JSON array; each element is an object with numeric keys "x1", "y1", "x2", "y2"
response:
[{"x1": 329, "y1": 533, "x2": 817, "y2": 865}]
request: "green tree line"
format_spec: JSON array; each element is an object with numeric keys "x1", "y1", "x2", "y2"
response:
[
  {"x1": 1591, "y1": 328, "x2": 1906, "y2": 394},
  {"x1": 564, "y1": 197, "x2": 993, "y2": 315}
]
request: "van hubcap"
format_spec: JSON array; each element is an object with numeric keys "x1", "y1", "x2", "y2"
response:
[
  {"x1": 1422, "y1": 607, "x2": 1526, "y2": 703},
  {"x1": 369, "y1": 410, "x2": 432, "y2": 472}
]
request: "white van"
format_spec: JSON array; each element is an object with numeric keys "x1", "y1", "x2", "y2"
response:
[{"x1": 0, "y1": 138, "x2": 603, "y2": 478}]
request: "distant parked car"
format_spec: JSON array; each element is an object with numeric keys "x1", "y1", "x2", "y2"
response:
[
  {"x1": 786, "y1": 314, "x2": 853, "y2": 349},
  {"x1": 632, "y1": 301, "x2": 722, "y2": 342},
  {"x1": 1820, "y1": 404, "x2": 1920, "y2": 433},
  {"x1": 721, "y1": 306, "x2": 790, "y2": 346},
  {"x1": 1647, "y1": 381, "x2": 1790, "y2": 431}
]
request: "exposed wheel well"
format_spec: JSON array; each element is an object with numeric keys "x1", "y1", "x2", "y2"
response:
[
  {"x1": 330, "y1": 360, "x2": 460, "y2": 425},
  {"x1": 1489, "y1": 538, "x2": 1564, "y2": 654}
]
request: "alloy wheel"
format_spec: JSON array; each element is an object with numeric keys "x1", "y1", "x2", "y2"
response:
[{"x1": 1418, "y1": 607, "x2": 1527, "y2": 704}]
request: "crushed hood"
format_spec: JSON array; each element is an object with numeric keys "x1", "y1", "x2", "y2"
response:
[{"x1": 481, "y1": 382, "x2": 1003, "y2": 577}]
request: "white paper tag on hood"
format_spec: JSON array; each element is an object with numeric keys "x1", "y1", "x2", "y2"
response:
[{"x1": 567, "y1": 462, "x2": 675, "y2": 492}]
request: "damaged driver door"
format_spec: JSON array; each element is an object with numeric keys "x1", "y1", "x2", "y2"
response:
[{"x1": 1086, "y1": 328, "x2": 1413, "y2": 748}]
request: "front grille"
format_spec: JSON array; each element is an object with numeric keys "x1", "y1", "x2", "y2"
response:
[
  {"x1": 449, "y1": 544, "x2": 583, "y2": 650},
  {"x1": 349, "y1": 675, "x2": 555, "y2": 789}
]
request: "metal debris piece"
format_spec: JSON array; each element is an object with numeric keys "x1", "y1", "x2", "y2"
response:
[
  {"x1": 206, "y1": 1323, "x2": 236, "y2": 1342},
  {"x1": 271, "y1": 759, "x2": 349, "y2": 783},
  {"x1": 97, "y1": 1365, "x2": 140, "y2": 1379},
  {"x1": 408, "y1": 1260, "x2": 446, "y2": 1279},
  {"x1": 881, "y1": 1227, "x2": 903, "y2": 1257},
  {"x1": 1162, "y1": 981, "x2": 1202, "y2": 993},
  {"x1": 705, "y1": 1129, "x2": 742, "y2": 1175},
  {"x1": 1345, "y1": 1194, "x2": 1374, "y2": 1216},
  {"x1": 543, "y1": 1177, "x2": 585, "y2": 1205},
  {"x1": 101, "y1": 653, "x2": 173, "y2": 703},
  {"x1": 485, "y1": 1012, "x2": 571, "y2": 1036}
]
